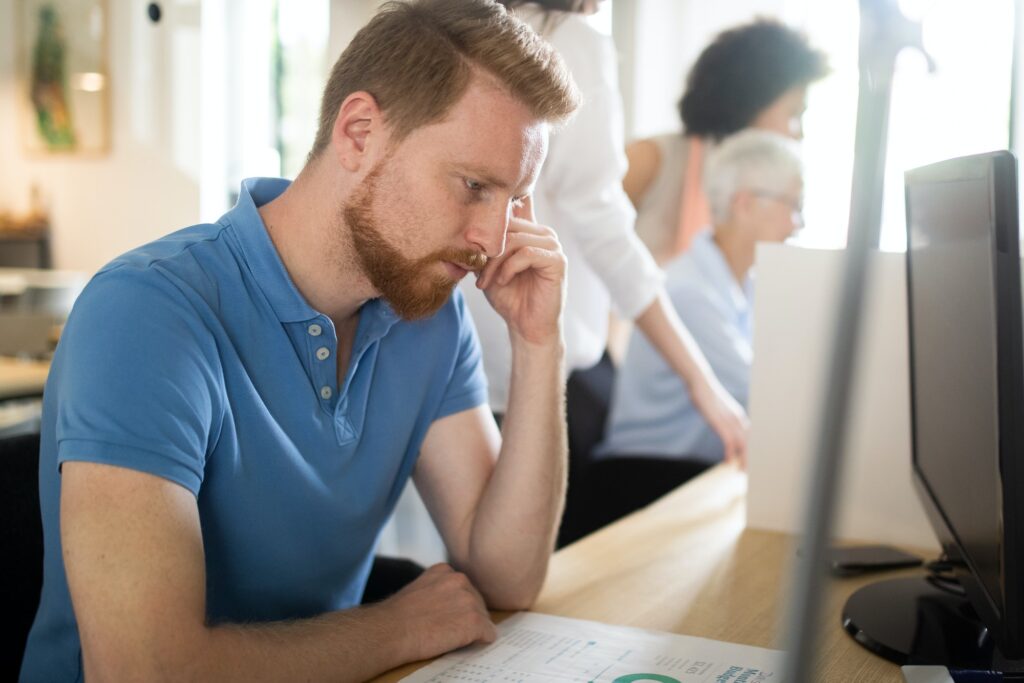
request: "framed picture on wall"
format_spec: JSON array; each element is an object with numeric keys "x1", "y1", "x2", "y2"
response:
[{"x1": 18, "y1": 0, "x2": 110, "y2": 155}]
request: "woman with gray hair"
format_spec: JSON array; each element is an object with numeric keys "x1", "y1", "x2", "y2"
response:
[
  {"x1": 702, "y1": 129, "x2": 804, "y2": 279},
  {"x1": 582, "y1": 130, "x2": 803, "y2": 535}
]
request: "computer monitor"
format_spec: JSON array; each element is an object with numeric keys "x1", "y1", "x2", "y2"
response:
[{"x1": 842, "y1": 150, "x2": 1024, "y2": 669}]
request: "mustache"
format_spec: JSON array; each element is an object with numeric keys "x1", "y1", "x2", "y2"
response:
[{"x1": 428, "y1": 248, "x2": 488, "y2": 272}]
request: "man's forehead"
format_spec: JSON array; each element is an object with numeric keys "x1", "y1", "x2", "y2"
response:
[
  {"x1": 429, "y1": 120, "x2": 547, "y2": 195},
  {"x1": 449, "y1": 125, "x2": 547, "y2": 185},
  {"x1": 433, "y1": 71, "x2": 549, "y2": 175}
]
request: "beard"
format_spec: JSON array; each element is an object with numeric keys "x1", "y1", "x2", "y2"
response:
[{"x1": 343, "y1": 162, "x2": 488, "y2": 321}]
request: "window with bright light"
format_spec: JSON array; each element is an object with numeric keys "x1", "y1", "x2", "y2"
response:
[
  {"x1": 274, "y1": 0, "x2": 330, "y2": 179},
  {"x1": 786, "y1": 0, "x2": 1014, "y2": 251},
  {"x1": 587, "y1": 0, "x2": 613, "y2": 35}
]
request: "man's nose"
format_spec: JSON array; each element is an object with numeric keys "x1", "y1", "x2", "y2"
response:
[{"x1": 466, "y1": 205, "x2": 509, "y2": 258}]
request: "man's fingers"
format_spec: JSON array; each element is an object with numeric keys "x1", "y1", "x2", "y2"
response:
[
  {"x1": 478, "y1": 229, "x2": 560, "y2": 290},
  {"x1": 507, "y1": 215, "x2": 554, "y2": 238},
  {"x1": 480, "y1": 617, "x2": 498, "y2": 643},
  {"x1": 504, "y1": 231, "x2": 560, "y2": 253},
  {"x1": 448, "y1": 573, "x2": 495, "y2": 644},
  {"x1": 490, "y1": 247, "x2": 564, "y2": 288}
]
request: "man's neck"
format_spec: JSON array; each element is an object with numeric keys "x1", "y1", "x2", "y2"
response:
[
  {"x1": 711, "y1": 224, "x2": 754, "y2": 285},
  {"x1": 257, "y1": 161, "x2": 376, "y2": 326}
]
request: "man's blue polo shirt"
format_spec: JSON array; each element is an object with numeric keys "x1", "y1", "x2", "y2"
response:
[{"x1": 21, "y1": 178, "x2": 488, "y2": 682}]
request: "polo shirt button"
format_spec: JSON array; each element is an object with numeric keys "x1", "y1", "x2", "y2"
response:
[
  {"x1": 316, "y1": 346, "x2": 330, "y2": 361},
  {"x1": 320, "y1": 385, "x2": 333, "y2": 400},
  {"x1": 308, "y1": 323, "x2": 322, "y2": 337}
]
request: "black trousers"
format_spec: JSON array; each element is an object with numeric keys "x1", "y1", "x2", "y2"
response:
[{"x1": 558, "y1": 455, "x2": 712, "y2": 548}]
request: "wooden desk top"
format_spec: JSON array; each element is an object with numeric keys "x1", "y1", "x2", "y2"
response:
[
  {"x1": 375, "y1": 465, "x2": 927, "y2": 682},
  {"x1": 0, "y1": 356, "x2": 49, "y2": 400}
]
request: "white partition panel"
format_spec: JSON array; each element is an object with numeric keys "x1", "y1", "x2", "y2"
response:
[{"x1": 746, "y1": 243, "x2": 939, "y2": 551}]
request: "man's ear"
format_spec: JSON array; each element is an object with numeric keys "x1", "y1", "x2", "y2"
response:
[{"x1": 331, "y1": 91, "x2": 387, "y2": 172}]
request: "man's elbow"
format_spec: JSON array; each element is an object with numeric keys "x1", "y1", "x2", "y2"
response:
[
  {"x1": 456, "y1": 537, "x2": 554, "y2": 611},
  {"x1": 476, "y1": 571, "x2": 546, "y2": 612},
  {"x1": 483, "y1": 589, "x2": 539, "y2": 612}
]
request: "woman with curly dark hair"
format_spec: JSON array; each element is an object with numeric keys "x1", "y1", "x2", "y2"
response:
[{"x1": 624, "y1": 19, "x2": 828, "y2": 262}]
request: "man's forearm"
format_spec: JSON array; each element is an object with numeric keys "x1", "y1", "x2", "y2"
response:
[
  {"x1": 86, "y1": 603, "x2": 407, "y2": 683},
  {"x1": 463, "y1": 336, "x2": 567, "y2": 610},
  {"x1": 206, "y1": 607, "x2": 400, "y2": 682}
]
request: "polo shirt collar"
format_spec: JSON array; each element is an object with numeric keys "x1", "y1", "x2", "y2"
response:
[
  {"x1": 356, "y1": 298, "x2": 401, "y2": 348},
  {"x1": 221, "y1": 177, "x2": 321, "y2": 324},
  {"x1": 222, "y1": 178, "x2": 406, "y2": 339}
]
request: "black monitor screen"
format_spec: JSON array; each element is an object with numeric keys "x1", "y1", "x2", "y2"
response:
[{"x1": 906, "y1": 171, "x2": 1003, "y2": 618}]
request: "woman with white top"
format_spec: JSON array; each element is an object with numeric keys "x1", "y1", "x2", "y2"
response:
[{"x1": 461, "y1": 0, "x2": 749, "y2": 466}]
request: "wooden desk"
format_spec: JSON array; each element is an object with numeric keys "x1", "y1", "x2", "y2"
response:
[
  {"x1": 375, "y1": 466, "x2": 927, "y2": 682},
  {"x1": 0, "y1": 357, "x2": 50, "y2": 400}
]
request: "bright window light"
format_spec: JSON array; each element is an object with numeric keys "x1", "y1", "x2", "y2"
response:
[
  {"x1": 587, "y1": 1, "x2": 613, "y2": 36},
  {"x1": 787, "y1": 0, "x2": 1014, "y2": 251}
]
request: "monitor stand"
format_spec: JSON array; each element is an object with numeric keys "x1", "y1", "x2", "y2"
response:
[{"x1": 843, "y1": 576, "x2": 1024, "y2": 671}]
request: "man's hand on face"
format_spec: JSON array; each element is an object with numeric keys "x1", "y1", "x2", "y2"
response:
[
  {"x1": 475, "y1": 197, "x2": 566, "y2": 347},
  {"x1": 376, "y1": 563, "x2": 497, "y2": 662}
]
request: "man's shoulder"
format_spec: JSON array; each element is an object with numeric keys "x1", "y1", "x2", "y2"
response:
[
  {"x1": 71, "y1": 222, "x2": 234, "y2": 336},
  {"x1": 98, "y1": 222, "x2": 232, "y2": 279}
]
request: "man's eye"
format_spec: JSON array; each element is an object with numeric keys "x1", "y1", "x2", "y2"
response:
[{"x1": 465, "y1": 178, "x2": 483, "y2": 192}]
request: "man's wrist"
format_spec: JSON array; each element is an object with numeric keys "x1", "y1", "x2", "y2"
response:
[
  {"x1": 353, "y1": 600, "x2": 417, "y2": 665},
  {"x1": 508, "y1": 330, "x2": 565, "y2": 362}
]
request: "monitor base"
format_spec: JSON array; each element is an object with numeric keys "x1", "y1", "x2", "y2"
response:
[{"x1": 842, "y1": 576, "x2": 1024, "y2": 670}]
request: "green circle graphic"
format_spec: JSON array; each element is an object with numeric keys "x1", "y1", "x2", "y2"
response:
[{"x1": 611, "y1": 675, "x2": 681, "y2": 683}]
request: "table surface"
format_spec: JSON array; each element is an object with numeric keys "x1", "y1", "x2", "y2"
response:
[
  {"x1": 373, "y1": 465, "x2": 929, "y2": 682},
  {"x1": 0, "y1": 356, "x2": 50, "y2": 400}
]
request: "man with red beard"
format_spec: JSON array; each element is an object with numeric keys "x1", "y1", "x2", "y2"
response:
[{"x1": 20, "y1": 1, "x2": 579, "y2": 681}]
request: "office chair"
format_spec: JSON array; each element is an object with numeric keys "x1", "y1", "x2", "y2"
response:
[{"x1": 0, "y1": 431, "x2": 43, "y2": 681}]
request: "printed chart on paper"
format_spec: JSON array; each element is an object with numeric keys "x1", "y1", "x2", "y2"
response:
[{"x1": 399, "y1": 612, "x2": 784, "y2": 683}]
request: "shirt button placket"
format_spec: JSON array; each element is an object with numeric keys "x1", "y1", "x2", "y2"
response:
[{"x1": 308, "y1": 321, "x2": 331, "y2": 403}]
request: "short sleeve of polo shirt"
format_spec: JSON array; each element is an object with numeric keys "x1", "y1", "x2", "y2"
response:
[
  {"x1": 53, "y1": 266, "x2": 222, "y2": 496},
  {"x1": 434, "y1": 291, "x2": 489, "y2": 421}
]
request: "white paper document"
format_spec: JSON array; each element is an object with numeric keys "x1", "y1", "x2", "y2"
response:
[{"x1": 400, "y1": 612, "x2": 785, "y2": 682}]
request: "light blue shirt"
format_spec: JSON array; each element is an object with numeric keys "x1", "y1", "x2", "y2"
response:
[
  {"x1": 21, "y1": 178, "x2": 487, "y2": 682},
  {"x1": 596, "y1": 231, "x2": 753, "y2": 463}
]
